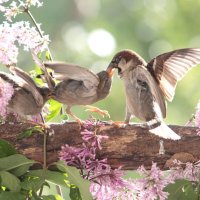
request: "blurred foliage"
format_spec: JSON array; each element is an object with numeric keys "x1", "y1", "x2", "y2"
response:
[{"x1": 1, "y1": 0, "x2": 200, "y2": 124}]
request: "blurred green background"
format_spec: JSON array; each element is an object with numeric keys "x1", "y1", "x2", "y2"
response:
[{"x1": 1, "y1": 0, "x2": 200, "y2": 125}]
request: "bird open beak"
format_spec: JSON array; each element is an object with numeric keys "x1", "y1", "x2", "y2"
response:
[{"x1": 106, "y1": 64, "x2": 116, "y2": 78}]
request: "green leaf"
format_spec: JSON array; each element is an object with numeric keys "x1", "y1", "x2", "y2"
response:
[
  {"x1": 45, "y1": 100, "x2": 62, "y2": 122},
  {"x1": 0, "y1": 154, "x2": 36, "y2": 171},
  {"x1": 123, "y1": 170, "x2": 141, "y2": 179},
  {"x1": 45, "y1": 171, "x2": 70, "y2": 187},
  {"x1": 29, "y1": 170, "x2": 70, "y2": 188},
  {"x1": 0, "y1": 171, "x2": 21, "y2": 192},
  {"x1": 34, "y1": 64, "x2": 43, "y2": 75},
  {"x1": 42, "y1": 194, "x2": 64, "y2": 200},
  {"x1": 0, "y1": 192, "x2": 25, "y2": 200},
  {"x1": 0, "y1": 139, "x2": 17, "y2": 158},
  {"x1": 17, "y1": 126, "x2": 44, "y2": 140},
  {"x1": 21, "y1": 176, "x2": 45, "y2": 192},
  {"x1": 30, "y1": 65, "x2": 44, "y2": 87},
  {"x1": 45, "y1": 51, "x2": 51, "y2": 61},
  {"x1": 55, "y1": 161, "x2": 92, "y2": 200},
  {"x1": 165, "y1": 179, "x2": 197, "y2": 200},
  {"x1": 9, "y1": 163, "x2": 33, "y2": 177},
  {"x1": 60, "y1": 114, "x2": 69, "y2": 121},
  {"x1": 31, "y1": 191, "x2": 43, "y2": 200},
  {"x1": 70, "y1": 185, "x2": 82, "y2": 200}
]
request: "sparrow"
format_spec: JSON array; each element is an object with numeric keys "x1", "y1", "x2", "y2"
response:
[
  {"x1": 32, "y1": 54, "x2": 115, "y2": 123},
  {"x1": 45, "y1": 62, "x2": 115, "y2": 122},
  {"x1": 0, "y1": 66, "x2": 51, "y2": 117},
  {"x1": 107, "y1": 48, "x2": 200, "y2": 140}
]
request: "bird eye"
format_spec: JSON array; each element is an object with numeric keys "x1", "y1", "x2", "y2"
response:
[
  {"x1": 115, "y1": 56, "x2": 121, "y2": 63},
  {"x1": 117, "y1": 67, "x2": 122, "y2": 74},
  {"x1": 112, "y1": 56, "x2": 121, "y2": 65}
]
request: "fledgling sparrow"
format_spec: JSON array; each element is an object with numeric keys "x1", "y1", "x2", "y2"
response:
[
  {"x1": 32, "y1": 54, "x2": 115, "y2": 123},
  {"x1": 0, "y1": 66, "x2": 51, "y2": 117},
  {"x1": 108, "y1": 48, "x2": 200, "y2": 140},
  {"x1": 45, "y1": 62, "x2": 115, "y2": 122}
]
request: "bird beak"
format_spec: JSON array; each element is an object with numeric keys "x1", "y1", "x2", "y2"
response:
[{"x1": 106, "y1": 63, "x2": 116, "y2": 78}]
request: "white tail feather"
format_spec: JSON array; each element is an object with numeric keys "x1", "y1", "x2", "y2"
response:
[{"x1": 149, "y1": 122, "x2": 181, "y2": 140}]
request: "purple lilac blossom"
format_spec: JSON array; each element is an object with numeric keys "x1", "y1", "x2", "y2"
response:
[
  {"x1": 0, "y1": 0, "x2": 43, "y2": 22},
  {"x1": 0, "y1": 21, "x2": 49, "y2": 65},
  {"x1": 195, "y1": 102, "x2": 200, "y2": 136},
  {"x1": 134, "y1": 163, "x2": 174, "y2": 200},
  {"x1": 170, "y1": 159, "x2": 200, "y2": 182},
  {"x1": 60, "y1": 119, "x2": 131, "y2": 199},
  {"x1": 0, "y1": 77, "x2": 14, "y2": 117}
]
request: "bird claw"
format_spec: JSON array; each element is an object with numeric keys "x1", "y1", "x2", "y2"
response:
[
  {"x1": 65, "y1": 107, "x2": 83, "y2": 126},
  {"x1": 109, "y1": 121, "x2": 128, "y2": 128},
  {"x1": 84, "y1": 105, "x2": 110, "y2": 118},
  {"x1": 69, "y1": 115, "x2": 83, "y2": 126},
  {"x1": 76, "y1": 118, "x2": 83, "y2": 126},
  {"x1": 185, "y1": 114, "x2": 195, "y2": 126}
]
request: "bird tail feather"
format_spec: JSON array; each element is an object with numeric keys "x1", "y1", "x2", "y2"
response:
[{"x1": 149, "y1": 122, "x2": 181, "y2": 140}]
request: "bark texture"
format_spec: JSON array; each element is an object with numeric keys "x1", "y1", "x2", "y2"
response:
[{"x1": 0, "y1": 122, "x2": 199, "y2": 170}]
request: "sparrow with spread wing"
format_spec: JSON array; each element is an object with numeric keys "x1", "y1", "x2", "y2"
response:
[
  {"x1": 32, "y1": 53, "x2": 115, "y2": 123},
  {"x1": 107, "y1": 48, "x2": 200, "y2": 140},
  {"x1": 43, "y1": 62, "x2": 115, "y2": 123}
]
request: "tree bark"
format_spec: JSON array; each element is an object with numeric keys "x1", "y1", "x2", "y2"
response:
[{"x1": 0, "y1": 121, "x2": 199, "y2": 170}]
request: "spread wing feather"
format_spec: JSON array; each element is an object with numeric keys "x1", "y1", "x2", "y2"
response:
[
  {"x1": 44, "y1": 62, "x2": 100, "y2": 90},
  {"x1": 9, "y1": 66, "x2": 44, "y2": 106},
  {"x1": 147, "y1": 48, "x2": 200, "y2": 101}
]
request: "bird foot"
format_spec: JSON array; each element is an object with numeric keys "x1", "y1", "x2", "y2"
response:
[
  {"x1": 65, "y1": 108, "x2": 83, "y2": 126},
  {"x1": 110, "y1": 121, "x2": 153, "y2": 128},
  {"x1": 84, "y1": 105, "x2": 110, "y2": 118},
  {"x1": 108, "y1": 121, "x2": 128, "y2": 128},
  {"x1": 70, "y1": 114, "x2": 83, "y2": 126},
  {"x1": 185, "y1": 114, "x2": 195, "y2": 126},
  {"x1": 144, "y1": 119, "x2": 161, "y2": 129}
]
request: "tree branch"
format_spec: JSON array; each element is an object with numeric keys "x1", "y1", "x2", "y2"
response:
[{"x1": 0, "y1": 122, "x2": 199, "y2": 170}]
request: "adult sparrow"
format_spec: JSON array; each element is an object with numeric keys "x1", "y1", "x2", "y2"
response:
[{"x1": 107, "y1": 48, "x2": 200, "y2": 140}]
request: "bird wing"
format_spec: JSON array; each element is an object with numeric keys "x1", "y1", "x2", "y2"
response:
[
  {"x1": 146, "y1": 48, "x2": 200, "y2": 101},
  {"x1": 31, "y1": 52, "x2": 55, "y2": 90},
  {"x1": 9, "y1": 66, "x2": 44, "y2": 107},
  {"x1": 44, "y1": 62, "x2": 100, "y2": 89},
  {"x1": 133, "y1": 67, "x2": 167, "y2": 118}
]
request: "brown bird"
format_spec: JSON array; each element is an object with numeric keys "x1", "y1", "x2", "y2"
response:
[
  {"x1": 32, "y1": 53, "x2": 115, "y2": 123},
  {"x1": 0, "y1": 66, "x2": 51, "y2": 117},
  {"x1": 107, "y1": 48, "x2": 200, "y2": 140},
  {"x1": 43, "y1": 62, "x2": 115, "y2": 123}
]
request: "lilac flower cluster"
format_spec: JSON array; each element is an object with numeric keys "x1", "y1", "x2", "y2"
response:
[
  {"x1": 0, "y1": 0, "x2": 42, "y2": 21},
  {"x1": 0, "y1": 0, "x2": 49, "y2": 65},
  {"x1": 0, "y1": 21, "x2": 49, "y2": 65},
  {"x1": 0, "y1": 77, "x2": 14, "y2": 117},
  {"x1": 81, "y1": 119, "x2": 108, "y2": 150},
  {"x1": 170, "y1": 159, "x2": 200, "y2": 182},
  {"x1": 60, "y1": 119, "x2": 133, "y2": 200},
  {"x1": 133, "y1": 163, "x2": 174, "y2": 200}
]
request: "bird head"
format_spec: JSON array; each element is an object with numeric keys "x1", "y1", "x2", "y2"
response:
[{"x1": 107, "y1": 50, "x2": 146, "y2": 77}]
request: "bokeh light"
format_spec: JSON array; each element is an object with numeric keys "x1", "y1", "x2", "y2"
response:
[
  {"x1": 74, "y1": 0, "x2": 100, "y2": 18},
  {"x1": 87, "y1": 29, "x2": 116, "y2": 57},
  {"x1": 62, "y1": 23, "x2": 87, "y2": 53}
]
